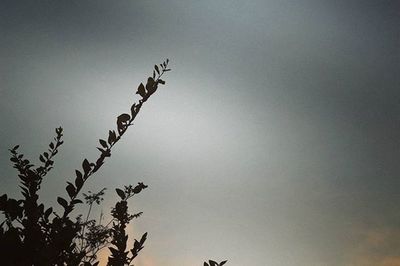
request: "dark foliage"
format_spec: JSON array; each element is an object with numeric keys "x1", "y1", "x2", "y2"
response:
[
  {"x1": 204, "y1": 260, "x2": 228, "y2": 266},
  {"x1": 0, "y1": 60, "x2": 226, "y2": 266}
]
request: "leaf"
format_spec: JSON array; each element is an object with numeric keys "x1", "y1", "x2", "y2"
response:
[
  {"x1": 49, "y1": 142, "x2": 54, "y2": 149},
  {"x1": 99, "y1": 139, "x2": 108, "y2": 148},
  {"x1": 71, "y1": 199, "x2": 83, "y2": 205},
  {"x1": 117, "y1": 113, "x2": 131, "y2": 124},
  {"x1": 108, "y1": 130, "x2": 117, "y2": 145},
  {"x1": 115, "y1": 188, "x2": 125, "y2": 199},
  {"x1": 166, "y1": 58, "x2": 169, "y2": 64},
  {"x1": 20, "y1": 186, "x2": 29, "y2": 198},
  {"x1": 154, "y1": 64, "x2": 160, "y2": 75},
  {"x1": 140, "y1": 232, "x2": 147, "y2": 245},
  {"x1": 44, "y1": 207, "x2": 53, "y2": 218},
  {"x1": 39, "y1": 154, "x2": 45, "y2": 163},
  {"x1": 209, "y1": 260, "x2": 218, "y2": 266},
  {"x1": 66, "y1": 183, "x2": 76, "y2": 198},
  {"x1": 0, "y1": 194, "x2": 7, "y2": 202},
  {"x1": 158, "y1": 79, "x2": 165, "y2": 85},
  {"x1": 82, "y1": 159, "x2": 91, "y2": 175},
  {"x1": 219, "y1": 260, "x2": 228, "y2": 266},
  {"x1": 136, "y1": 83, "x2": 146, "y2": 98},
  {"x1": 204, "y1": 263, "x2": 209, "y2": 266},
  {"x1": 109, "y1": 247, "x2": 119, "y2": 256},
  {"x1": 97, "y1": 147, "x2": 106, "y2": 153},
  {"x1": 117, "y1": 113, "x2": 131, "y2": 134},
  {"x1": 146, "y1": 77, "x2": 156, "y2": 95},
  {"x1": 153, "y1": 70, "x2": 156, "y2": 79},
  {"x1": 75, "y1": 170, "x2": 82, "y2": 179},
  {"x1": 44, "y1": 152, "x2": 49, "y2": 159},
  {"x1": 57, "y1": 197, "x2": 68, "y2": 209}
]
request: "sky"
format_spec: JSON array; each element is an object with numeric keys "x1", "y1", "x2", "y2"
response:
[{"x1": 0, "y1": 0, "x2": 399, "y2": 265}]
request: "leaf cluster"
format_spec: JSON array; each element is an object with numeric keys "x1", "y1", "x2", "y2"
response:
[
  {"x1": 0, "y1": 60, "x2": 227, "y2": 266},
  {"x1": 204, "y1": 260, "x2": 228, "y2": 266},
  {"x1": 0, "y1": 62, "x2": 169, "y2": 265}
]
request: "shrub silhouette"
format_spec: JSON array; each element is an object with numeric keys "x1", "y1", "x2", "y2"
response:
[{"x1": 0, "y1": 60, "x2": 226, "y2": 266}]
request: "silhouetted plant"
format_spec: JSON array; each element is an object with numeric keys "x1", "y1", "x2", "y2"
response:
[
  {"x1": 0, "y1": 60, "x2": 226, "y2": 266},
  {"x1": 204, "y1": 260, "x2": 228, "y2": 266}
]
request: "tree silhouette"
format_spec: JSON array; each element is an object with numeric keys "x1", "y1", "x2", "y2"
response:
[{"x1": 0, "y1": 60, "x2": 226, "y2": 266}]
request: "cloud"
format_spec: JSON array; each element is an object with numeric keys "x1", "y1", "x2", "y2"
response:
[{"x1": 347, "y1": 227, "x2": 400, "y2": 266}]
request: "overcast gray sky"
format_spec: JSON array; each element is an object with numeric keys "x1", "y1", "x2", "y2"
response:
[{"x1": 1, "y1": 1, "x2": 399, "y2": 265}]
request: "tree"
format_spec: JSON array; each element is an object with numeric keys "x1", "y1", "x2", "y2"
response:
[{"x1": 0, "y1": 60, "x2": 226, "y2": 266}]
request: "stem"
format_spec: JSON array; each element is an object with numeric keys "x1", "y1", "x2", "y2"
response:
[
  {"x1": 58, "y1": 62, "x2": 170, "y2": 263},
  {"x1": 79, "y1": 202, "x2": 94, "y2": 252}
]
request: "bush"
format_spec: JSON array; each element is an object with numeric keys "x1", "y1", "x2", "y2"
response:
[{"x1": 0, "y1": 60, "x2": 226, "y2": 266}]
